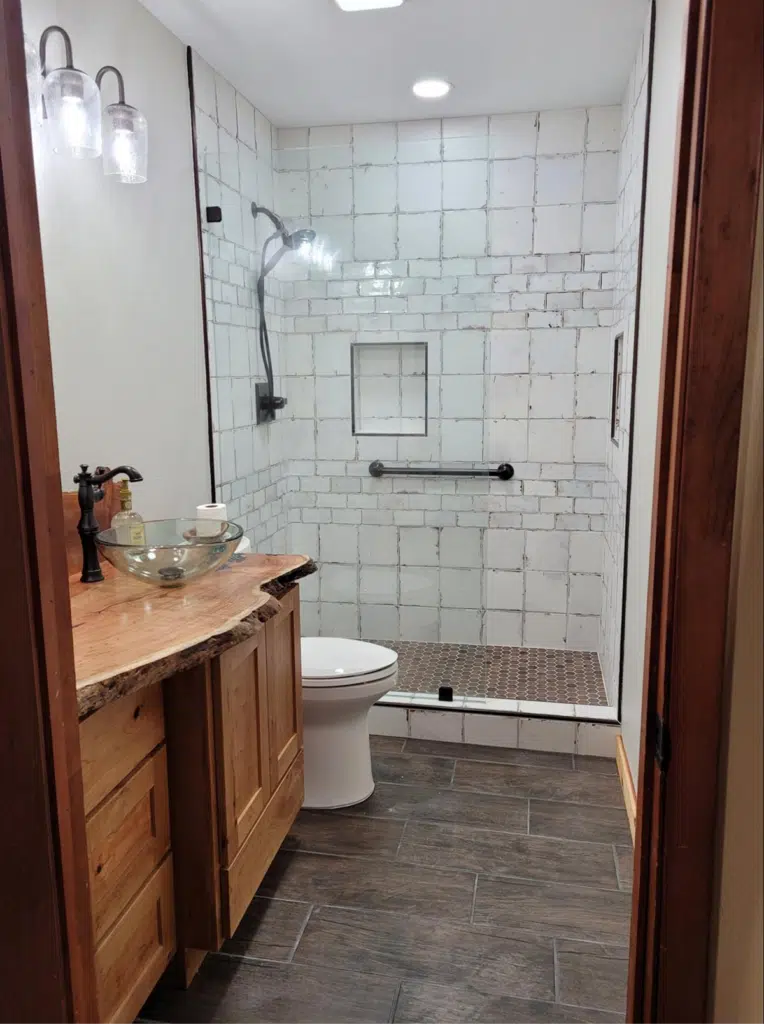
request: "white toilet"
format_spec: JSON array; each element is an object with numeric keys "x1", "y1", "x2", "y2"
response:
[{"x1": 300, "y1": 637, "x2": 398, "y2": 809}]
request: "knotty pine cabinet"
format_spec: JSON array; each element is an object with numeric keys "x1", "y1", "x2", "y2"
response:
[{"x1": 80, "y1": 585, "x2": 305, "y2": 1022}]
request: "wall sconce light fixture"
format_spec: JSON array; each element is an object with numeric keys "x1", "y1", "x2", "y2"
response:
[
  {"x1": 96, "y1": 65, "x2": 148, "y2": 184},
  {"x1": 39, "y1": 25, "x2": 101, "y2": 158}
]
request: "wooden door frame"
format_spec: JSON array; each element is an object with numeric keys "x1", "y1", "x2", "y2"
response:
[
  {"x1": 0, "y1": 0, "x2": 97, "y2": 1019},
  {"x1": 0, "y1": 0, "x2": 761, "y2": 1019},
  {"x1": 628, "y1": 0, "x2": 763, "y2": 1020}
]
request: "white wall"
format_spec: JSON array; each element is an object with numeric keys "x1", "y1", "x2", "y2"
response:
[
  {"x1": 23, "y1": 0, "x2": 210, "y2": 519},
  {"x1": 621, "y1": 0, "x2": 689, "y2": 777},
  {"x1": 600, "y1": 10, "x2": 652, "y2": 705}
]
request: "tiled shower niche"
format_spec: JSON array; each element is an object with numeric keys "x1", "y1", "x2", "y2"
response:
[{"x1": 351, "y1": 341, "x2": 428, "y2": 436}]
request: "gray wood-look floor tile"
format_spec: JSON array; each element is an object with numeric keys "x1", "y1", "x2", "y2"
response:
[
  {"x1": 473, "y1": 877, "x2": 631, "y2": 945},
  {"x1": 286, "y1": 810, "x2": 406, "y2": 857},
  {"x1": 373, "y1": 751, "x2": 456, "y2": 786},
  {"x1": 371, "y1": 735, "x2": 406, "y2": 754},
  {"x1": 146, "y1": 736, "x2": 633, "y2": 1024},
  {"x1": 258, "y1": 849, "x2": 476, "y2": 922},
  {"x1": 530, "y1": 801, "x2": 632, "y2": 845},
  {"x1": 397, "y1": 820, "x2": 619, "y2": 889},
  {"x1": 345, "y1": 782, "x2": 529, "y2": 831},
  {"x1": 141, "y1": 954, "x2": 399, "y2": 1023},
  {"x1": 405, "y1": 739, "x2": 575, "y2": 771},
  {"x1": 393, "y1": 980, "x2": 624, "y2": 1023},
  {"x1": 221, "y1": 897, "x2": 311, "y2": 962},
  {"x1": 573, "y1": 755, "x2": 618, "y2": 775},
  {"x1": 453, "y1": 759, "x2": 624, "y2": 806},
  {"x1": 614, "y1": 846, "x2": 634, "y2": 892},
  {"x1": 294, "y1": 904, "x2": 554, "y2": 1002},
  {"x1": 555, "y1": 940, "x2": 629, "y2": 1014}
]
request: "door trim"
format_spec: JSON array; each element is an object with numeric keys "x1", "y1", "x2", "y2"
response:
[
  {"x1": 0, "y1": 0, "x2": 97, "y2": 1017},
  {"x1": 628, "y1": 0, "x2": 763, "y2": 1018}
]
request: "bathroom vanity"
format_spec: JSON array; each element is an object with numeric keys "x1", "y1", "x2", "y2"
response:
[{"x1": 71, "y1": 554, "x2": 315, "y2": 1023}]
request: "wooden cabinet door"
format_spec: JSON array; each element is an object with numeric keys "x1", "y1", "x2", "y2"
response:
[
  {"x1": 265, "y1": 586, "x2": 303, "y2": 788},
  {"x1": 212, "y1": 632, "x2": 270, "y2": 865}
]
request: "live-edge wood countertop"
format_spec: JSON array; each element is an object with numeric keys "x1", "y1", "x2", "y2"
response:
[{"x1": 71, "y1": 553, "x2": 316, "y2": 720}]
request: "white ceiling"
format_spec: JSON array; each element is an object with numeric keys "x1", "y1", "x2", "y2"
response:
[{"x1": 142, "y1": 0, "x2": 649, "y2": 127}]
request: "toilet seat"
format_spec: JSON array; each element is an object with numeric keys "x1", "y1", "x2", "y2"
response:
[{"x1": 301, "y1": 637, "x2": 398, "y2": 688}]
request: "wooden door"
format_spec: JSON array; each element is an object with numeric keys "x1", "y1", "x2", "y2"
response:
[
  {"x1": 0, "y1": 0, "x2": 98, "y2": 1017},
  {"x1": 627, "y1": 0, "x2": 763, "y2": 1019},
  {"x1": 265, "y1": 586, "x2": 303, "y2": 788},
  {"x1": 212, "y1": 632, "x2": 271, "y2": 865}
]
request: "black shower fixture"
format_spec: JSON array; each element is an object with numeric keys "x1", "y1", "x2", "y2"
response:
[{"x1": 252, "y1": 203, "x2": 316, "y2": 424}]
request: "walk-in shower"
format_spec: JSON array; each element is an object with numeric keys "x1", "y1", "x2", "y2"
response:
[
  {"x1": 194, "y1": 0, "x2": 654, "y2": 729},
  {"x1": 251, "y1": 203, "x2": 315, "y2": 424}
]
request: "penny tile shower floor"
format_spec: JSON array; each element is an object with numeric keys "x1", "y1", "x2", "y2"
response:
[
  {"x1": 387, "y1": 642, "x2": 608, "y2": 706},
  {"x1": 142, "y1": 738, "x2": 632, "y2": 1023}
]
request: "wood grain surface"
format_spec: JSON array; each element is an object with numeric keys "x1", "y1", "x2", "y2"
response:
[{"x1": 73, "y1": 554, "x2": 316, "y2": 719}]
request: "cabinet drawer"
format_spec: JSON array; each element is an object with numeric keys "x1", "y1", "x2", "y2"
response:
[
  {"x1": 81, "y1": 684, "x2": 165, "y2": 814},
  {"x1": 95, "y1": 856, "x2": 175, "y2": 1024},
  {"x1": 222, "y1": 751, "x2": 303, "y2": 936},
  {"x1": 87, "y1": 747, "x2": 171, "y2": 942}
]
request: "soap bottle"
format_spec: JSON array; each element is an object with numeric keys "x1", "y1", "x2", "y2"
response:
[{"x1": 111, "y1": 479, "x2": 146, "y2": 545}]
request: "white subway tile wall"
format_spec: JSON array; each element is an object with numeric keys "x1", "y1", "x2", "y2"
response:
[
  {"x1": 270, "y1": 106, "x2": 619, "y2": 649},
  {"x1": 194, "y1": 52, "x2": 290, "y2": 554},
  {"x1": 195, "y1": 60, "x2": 626, "y2": 656}
]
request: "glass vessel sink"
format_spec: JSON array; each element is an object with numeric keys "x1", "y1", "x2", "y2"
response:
[{"x1": 97, "y1": 518, "x2": 244, "y2": 587}]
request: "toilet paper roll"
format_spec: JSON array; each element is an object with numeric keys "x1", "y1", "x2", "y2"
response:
[{"x1": 196, "y1": 503, "x2": 227, "y2": 537}]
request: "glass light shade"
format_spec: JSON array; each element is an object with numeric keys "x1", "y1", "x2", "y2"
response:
[
  {"x1": 24, "y1": 35, "x2": 43, "y2": 127},
  {"x1": 103, "y1": 102, "x2": 147, "y2": 183},
  {"x1": 43, "y1": 67, "x2": 102, "y2": 158}
]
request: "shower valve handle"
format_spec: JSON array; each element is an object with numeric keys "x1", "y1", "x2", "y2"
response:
[{"x1": 261, "y1": 395, "x2": 287, "y2": 411}]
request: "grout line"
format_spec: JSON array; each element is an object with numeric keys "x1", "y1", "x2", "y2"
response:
[
  {"x1": 394, "y1": 819, "x2": 408, "y2": 859},
  {"x1": 612, "y1": 843, "x2": 622, "y2": 890},
  {"x1": 287, "y1": 903, "x2": 314, "y2": 962},
  {"x1": 213, "y1": 949, "x2": 296, "y2": 968},
  {"x1": 388, "y1": 981, "x2": 404, "y2": 1024},
  {"x1": 553, "y1": 938, "x2": 561, "y2": 1003},
  {"x1": 527, "y1": 799, "x2": 531, "y2": 835},
  {"x1": 469, "y1": 873, "x2": 479, "y2": 924}
]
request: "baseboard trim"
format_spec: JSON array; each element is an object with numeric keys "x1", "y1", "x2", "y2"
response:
[{"x1": 616, "y1": 735, "x2": 637, "y2": 843}]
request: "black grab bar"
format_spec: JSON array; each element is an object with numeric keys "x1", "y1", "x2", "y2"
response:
[{"x1": 368, "y1": 461, "x2": 514, "y2": 481}]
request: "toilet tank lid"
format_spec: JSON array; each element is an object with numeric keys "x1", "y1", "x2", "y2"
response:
[{"x1": 301, "y1": 637, "x2": 398, "y2": 680}]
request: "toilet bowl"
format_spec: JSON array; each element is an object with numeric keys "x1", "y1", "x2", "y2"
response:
[{"x1": 301, "y1": 637, "x2": 398, "y2": 810}]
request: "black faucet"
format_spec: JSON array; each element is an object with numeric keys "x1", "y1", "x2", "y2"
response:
[{"x1": 74, "y1": 464, "x2": 143, "y2": 583}]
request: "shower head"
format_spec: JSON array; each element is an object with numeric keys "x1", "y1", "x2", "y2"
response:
[
  {"x1": 251, "y1": 204, "x2": 315, "y2": 250},
  {"x1": 285, "y1": 228, "x2": 317, "y2": 249}
]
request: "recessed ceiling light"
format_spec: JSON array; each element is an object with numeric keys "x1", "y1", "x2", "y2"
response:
[
  {"x1": 334, "y1": 0, "x2": 404, "y2": 10},
  {"x1": 412, "y1": 78, "x2": 452, "y2": 100}
]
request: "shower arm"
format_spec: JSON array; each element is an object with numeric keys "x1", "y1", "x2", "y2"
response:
[{"x1": 252, "y1": 203, "x2": 289, "y2": 247}]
